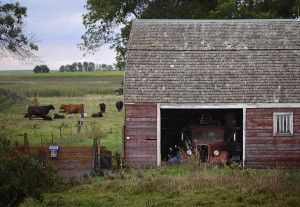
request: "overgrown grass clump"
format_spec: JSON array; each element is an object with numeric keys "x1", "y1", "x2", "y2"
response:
[{"x1": 21, "y1": 164, "x2": 300, "y2": 207}]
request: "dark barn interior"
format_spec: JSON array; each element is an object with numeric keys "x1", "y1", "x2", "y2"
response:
[{"x1": 160, "y1": 108, "x2": 243, "y2": 163}]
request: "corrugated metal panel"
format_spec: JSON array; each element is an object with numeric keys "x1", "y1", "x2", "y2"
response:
[
  {"x1": 245, "y1": 108, "x2": 300, "y2": 169},
  {"x1": 124, "y1": 104, "x2": 157, "y2": 168}
]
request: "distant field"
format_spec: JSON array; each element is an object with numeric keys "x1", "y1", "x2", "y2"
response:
[
  {"x1": 0, "y1": 69, "x2": 33, "y2": 75},
  {"x1": 0, "y1": 70, "x2": 124, "y2": 97}
]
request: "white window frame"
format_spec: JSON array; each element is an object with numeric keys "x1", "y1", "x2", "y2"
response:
[{"x1": 273, "y1": 112, "x2": 293, "y2": 136}]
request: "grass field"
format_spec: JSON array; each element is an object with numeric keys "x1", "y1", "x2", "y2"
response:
[
  {"x1": 0, "y1": 69, "x2": 33, "y2": 75},
  {"x1": 0, "y1": 70, "x2": 124, "y2": 97},
  {"x1": 20, "y1": 164, "x2": 300, "y2": 207},
  {"x1": 0, "y1": 71, "x2": 124, "y2": 152}
]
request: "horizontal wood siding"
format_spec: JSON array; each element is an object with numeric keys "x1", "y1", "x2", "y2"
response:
[
  {"x1": 246, "y1": 108, "x2": 300, "y2": 169},
  {"x1": 124, "y1": 104, "x2": 157, "y2": 168},
  {"x1": 19, "y1": 146, "x2": 96, "y2": 177}
]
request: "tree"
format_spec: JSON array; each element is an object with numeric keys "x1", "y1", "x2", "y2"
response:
[
  {"x1": 88, "y1": 62, "x2": 95, "y2": 71},
  {"x1": 65, "y1": 64, "x2": 71, "y2": 72},
  {"x1": 83, "y1": 61, "x2": 88, "y2": 71},
  {"x1": 59, "y1": 65, "x2": 65, "y2": 72},
  {"x1": 0, "y1": 1, "x2": 39, "y2": 63},
  {"x1": 33, "y1": 65, "x2": 49, "y2": 73},
  {"x1": 77, "y1": 62, "x2": 83, "y2": 72},
  {"x1": 81, "y1": 0, "x2": 299, "y2": 70},
  {"x1": 71, "y1": 62, "x2": 77, "y2": 72}
]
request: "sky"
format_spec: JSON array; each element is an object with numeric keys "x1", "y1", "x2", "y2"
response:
[{"x1": 0, "y1": 0, "x2": 117, "y2": 70}]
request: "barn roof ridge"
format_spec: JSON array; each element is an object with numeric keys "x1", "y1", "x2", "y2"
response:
[{"x1": 133, "y1": 19, "x2": 299, "y2": 24}]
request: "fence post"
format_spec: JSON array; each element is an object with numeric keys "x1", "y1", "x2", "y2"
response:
[
  {"x1": 93, "y1": 138, "x2": 98, "y2": 172},
  {"x1": 24, "y1": 133, "x2": 29, "y2": 153},
  {"x1": 15, "y1": 141, "x2": 19, "y2": 148}
]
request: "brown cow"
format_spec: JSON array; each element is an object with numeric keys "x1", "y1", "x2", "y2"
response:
[{"x1": 59, "y1": 104, "x2": 84, "y2": 115}]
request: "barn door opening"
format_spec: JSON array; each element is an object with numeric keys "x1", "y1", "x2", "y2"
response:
[{"x1": 160, "y1": 108, "x2": 243, "y2": 165}]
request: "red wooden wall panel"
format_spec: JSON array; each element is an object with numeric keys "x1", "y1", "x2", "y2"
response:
[
  {"x1": 246, "y1": 108, "x2": 300, "y2": 169},
  {"x1": 18, "y1": 146, "x2": 95, "y2": 177},
  {"x1": 124, "y1": 103, "x2": 157, "y2": 168}
]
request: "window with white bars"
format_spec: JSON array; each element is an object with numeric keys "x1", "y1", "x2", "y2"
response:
[{"x1": 273, "y1": 112, "x2": 293, "y2": 136}]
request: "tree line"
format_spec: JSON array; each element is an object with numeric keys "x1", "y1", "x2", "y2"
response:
[{"x1": 59, "y1": 62, "x2": 114, "y2": 72}]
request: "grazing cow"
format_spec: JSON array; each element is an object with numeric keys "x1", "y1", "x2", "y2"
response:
[
  {"x1": 53, "y1": 114, "x2": 65, "y2": 119},
  {"x1": 116, "y1": 101, "x2": 123, "y2": 112},
  {"x1": 59, "y1": 104, "x2": 84, "y2": 115},
  {"x1": 27, "y1": 105, "x2": 55, "y2": 119},
  {"x1": 91, "y1": 112, "x2": 103, "y2": 117},
  {"x1": 99, "y1": 103, "x2": 106, "y2": 113}
]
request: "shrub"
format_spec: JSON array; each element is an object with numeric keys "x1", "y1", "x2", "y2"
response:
[
  {"x1": 0, "y1": 134, "x2": 60, "y2": 207},
  {"x1": 33, "y1": 65, "x2": 50, "y2": 73}
]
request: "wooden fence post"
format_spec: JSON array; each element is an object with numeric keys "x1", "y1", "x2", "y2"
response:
[
  {"x1": 93, "y1": 138, "x2": 98, "y2": 172},
  {"x1": 24, "y1": 133, "x2": 29, "y2": 153}
]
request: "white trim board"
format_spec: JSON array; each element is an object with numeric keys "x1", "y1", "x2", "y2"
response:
[{"x1": 159, "y1": 103, "x2": 300, "y2": 109}]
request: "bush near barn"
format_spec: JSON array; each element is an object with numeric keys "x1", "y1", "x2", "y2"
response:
[{"x1": 0, "y1": 135, "x2": 60, "y2": 207}]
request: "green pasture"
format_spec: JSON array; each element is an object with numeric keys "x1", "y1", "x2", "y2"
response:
[
  {"x1": 0, "y1": 71, "x2": 124, "y2": 152},
  {"x1": 0, "y1": 69, "x2": 33, "y2": 75},
  {"x1": 0, "y1": 71, "x2": 124, "y2": 97}
]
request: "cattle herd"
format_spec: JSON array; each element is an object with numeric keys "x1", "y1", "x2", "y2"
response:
[{"x1": 25, "y1": 101, "x2": 123, "y2": 120}]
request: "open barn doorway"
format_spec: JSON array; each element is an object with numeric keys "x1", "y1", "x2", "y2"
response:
[{"x1": 160, "y1": 108, "x2": 243, "y2": 165}]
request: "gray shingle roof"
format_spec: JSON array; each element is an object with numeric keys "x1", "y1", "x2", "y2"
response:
[{"x1": 124, "y1": 19, "x2": 300, "y2": 103}]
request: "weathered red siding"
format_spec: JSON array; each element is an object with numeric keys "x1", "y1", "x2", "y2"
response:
[
  {"x1": 246, "y1": 108, "x2": 300, "y2": 169},
  {"x1": 18, "y1": 146, "x2": 96, "y2": 177},
  {"x1": 124, "y1": 104, "x2": 157, "y2": 168}
]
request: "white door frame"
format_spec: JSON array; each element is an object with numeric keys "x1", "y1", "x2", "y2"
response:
[{"x1": 157, "y1": 103, "x2": 300, "y2": 168}]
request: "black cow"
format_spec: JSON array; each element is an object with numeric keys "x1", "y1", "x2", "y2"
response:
[
  {"x1": 99, "y1": 103, "x2": 106, "y2": 113},
  {"x1": 116, "y1": 101, "x2": 123, "y2": 112},
  {"x1": 43, "y1": 115, "x2": 53, "y2": 121},
  {"x1": 53, "y1": 114, "x2": 65, "y2": 119},
  {"x1": 91, "y1": 112, "x2": 103, "y2": 117},
  {"x1": 27, "y1": 104, "x2": 55, "y2": 119}
]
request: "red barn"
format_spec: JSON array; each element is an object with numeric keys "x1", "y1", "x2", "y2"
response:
[{"x1": 123, "y1": 19, "x2": 300, "y2": 169}]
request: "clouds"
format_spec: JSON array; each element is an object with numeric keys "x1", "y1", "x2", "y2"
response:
[{"x1": 0, "y1": 0, "x2": 116, "y2": 70}]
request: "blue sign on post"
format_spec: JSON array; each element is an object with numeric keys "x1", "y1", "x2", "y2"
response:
[{"x1": 49, "y1": 146, "x2": 59, "y2": 157}]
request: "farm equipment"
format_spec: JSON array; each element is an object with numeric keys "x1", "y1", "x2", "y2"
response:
[
  {"x1": 166, "y1": 113, "x2": 242, "y2": 165},
  {"x1": 190, "y1": 126, "x2": 241, "y2": 165}
]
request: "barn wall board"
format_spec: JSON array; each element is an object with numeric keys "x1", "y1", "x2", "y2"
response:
[
  {"x1": 18, "y1": 146, "x2": 95, "y2": 177},
  {"x1": 18, "y1": 136, "x2": 112, "y2": 177},
  {"x1": 245, "y1": 108, "x2": 300, "y2": 169},
  {"x1": 124, "y1": 103, "x2": 157, "y2": 168}
]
